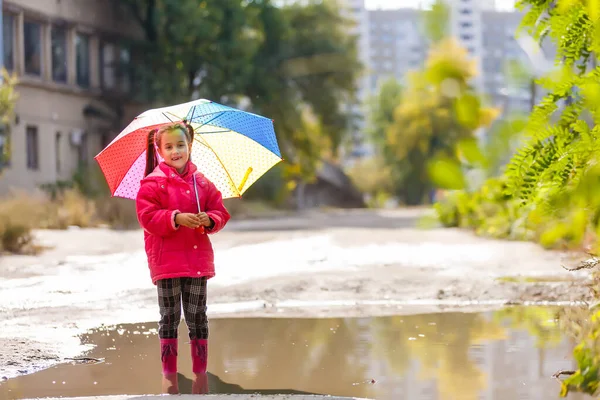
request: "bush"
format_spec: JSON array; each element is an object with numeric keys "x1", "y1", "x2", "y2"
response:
[
  {"x1": 0, "y1": 191, "x2": 44, "y2": 254},
  {"x1": 0, "y1": 187, "x2": 139, "y2": 253},
  {"x1": 434, "y1": 176, "x2": 596, "y2": 250},
  {"x1": 95, "y1": 197, "x2": 139, "y2": 230},
  {"x1": 347, "y1": 157, "x2": 395, "y2": 208},
  {"x1": 44, "y1": 189, "x2": 99, "y2": 229}
]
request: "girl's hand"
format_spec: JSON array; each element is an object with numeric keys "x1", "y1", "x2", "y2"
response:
[
  {"x1": 197, "y1": 212, "x2": 213, "y2": 227},
  {"x1": 175, "y1": 213, "x2": 202, "y2": 229}
]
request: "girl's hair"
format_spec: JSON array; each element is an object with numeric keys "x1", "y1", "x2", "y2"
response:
[{"x1": 145, "y1": 121, "x2": 195, "y2": 177}]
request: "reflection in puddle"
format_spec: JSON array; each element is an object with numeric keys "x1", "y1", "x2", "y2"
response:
[{"x1": 0, "y1": 307, "x2": 592, "y2": 399}]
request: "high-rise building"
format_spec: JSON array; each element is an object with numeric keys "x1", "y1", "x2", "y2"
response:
[
  {"x1": 339, "y1": 0, "x2": 374, "y2": 161},
  {"x1": 481, "y1": 10, "x2": 535, "y2": 113},
  {"x1": 446, "y1": 0, "x2": 497, "y2": 92},
  {"x1": 340, "y1": 0, "x2": 371, "y2": 104},
  {"x1": 365, "y1": 2, "x2": 545, "y2": 115},
  {"x1": 367, "y1": 8, "x2": 425, "y2": 92}
]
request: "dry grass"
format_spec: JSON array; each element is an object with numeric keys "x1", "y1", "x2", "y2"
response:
[
  {"x1": 95, "y1": 197, "x2": 139, "y2": 230},
  {"x1": 0, "y1": 190, "x2": 280, "y2": 253},
  {"x1": 0, "y1": 189, "x2": 139, "y2": 254},
  {"x1": 0, "y1": 191, "x2": 45, "y2": 254}
]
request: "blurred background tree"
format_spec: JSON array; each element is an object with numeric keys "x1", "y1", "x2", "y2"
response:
[
  {"x1": 116, "y1": 0, "x2": 361, "y2": 197},
  {"x1": 428, "y1": 0, "x2": 600, "y2": 395},
  {"x1": 363, "y1": 0, "x2": 499, "y2": 205},
  {"x1": 0, "y1": 70, "x2": 19, "y2": 175},
  {"x1": 349, "y1": 77, "x2": 402, "y2": 207},
  {"x1": 387, "y1": 38, "x2": 499, "y2": 204}
]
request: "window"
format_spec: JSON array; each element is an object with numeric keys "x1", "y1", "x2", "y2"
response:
[
  {"x1": 3, "y1": 14, "x2": 14, "y2": 71},
  {"x1": 118, "y1": 47, "x2": 132, "y2": 92},
  {"x1": 460, "y1": 8, "x2": 472, "y2": 14},
  {"x1": 75, "y1": 33, "x2": 90, "y2": 87},
  {"x1": 26, "y1": 126, "x2": 39, "y2": 170},
  {"x1": 51, "y1": 26, "x2": 68, "y2": 83},
  {"x1": 24, "y1": 20, "x2": 42, "y2": 76},
  {"x1": 461, "y1": 21, "x2": 473, "y2": 28},
  {"x1": 55, "y1": 132, "x2": 61, "y2": 173},
  {"x1": 100, "y1": 42, "x2": 116, "y2": 89},
  {"x1": 77, "y1": 132, "x2": 88, "y2": 166}
]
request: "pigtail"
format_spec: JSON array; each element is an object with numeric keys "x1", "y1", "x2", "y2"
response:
[
  {"x1": 144, "y1": 128, "x2": 159, "y2": 177},
  {"x1": 182, "y1": 120, "x2": 194, "y2": 143}
]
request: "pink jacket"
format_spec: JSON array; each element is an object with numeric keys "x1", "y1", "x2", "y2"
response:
[{"x1": 135, "y1": 161, "x2": 230, "y2": 284}]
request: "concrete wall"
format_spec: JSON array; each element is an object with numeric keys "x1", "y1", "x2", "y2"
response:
[{"x1": 5, "y1": 0, "x2": 138, "y2": 36}]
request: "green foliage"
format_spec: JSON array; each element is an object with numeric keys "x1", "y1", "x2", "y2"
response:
[
  {"x1": 0, "y1": 69, "x2": 19, "y2": 172},
  {"x1": 364, "y1": 78, "x2": 404, "y2": 200},
  {"x1": 434, "y1": 177, "x2": 532, "y2": 239},
  {"x1": 367, "y1": 77, "x2": 403, "y2": 148},
  {"x1": 560, "y1": 343, "x2": 600, "y2": 397},
  {"x1": 506, "y1": 1, "x2": 600, "y2": 211},
  {"x1": 378, "y1": 38, "x2": 499, "y2": 205},
  {"x1": 347, "y1": 156, "x2": 395, "y2": 207},
  {"x1": 434, "y1": 179, "x2": 592, "y2": 249},
  {"x1": 422, "y1": 0, "x2": 450, "y2": 43},
  {"x1": 117, "y1": 0, "x2": 361, "y2": 183},
  {"x1": 555, "y1": 303, "x2": 600, "y2": 397},
  {"x1": 440, "y1": 1, "x2": 600, "y2": 396}
]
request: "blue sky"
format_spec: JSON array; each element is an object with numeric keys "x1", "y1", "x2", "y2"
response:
[{"x1": 365, "y1": 0, "x2": 516, "y2": 11}]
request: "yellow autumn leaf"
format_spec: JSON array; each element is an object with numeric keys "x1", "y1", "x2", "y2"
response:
[
  {"x1": 557, "y1": 0, "x2": 581, "y2": 14},
  {"x1": 588, "y1": 0, "x2": 599, "y2": 22}
]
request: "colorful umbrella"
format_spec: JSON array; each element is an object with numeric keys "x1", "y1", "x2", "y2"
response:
[{"x1": 95, "y1": 99, "x2": 282, "y2": 200}]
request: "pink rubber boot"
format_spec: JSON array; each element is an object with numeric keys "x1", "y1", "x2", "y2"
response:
[
  {"x1": 191, "y1": 339, "x2": 208, "y2": 394},
  {"x1": 190, "y1": 339, "x2": 208, "y2": 373},
  {"x1": 160, "y1": 338, "x2": 179, "y2": 394}
]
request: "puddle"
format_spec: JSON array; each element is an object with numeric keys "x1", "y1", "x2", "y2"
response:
[{"x1": 0, "y1": 307, "x2": 593, "y2": 400}]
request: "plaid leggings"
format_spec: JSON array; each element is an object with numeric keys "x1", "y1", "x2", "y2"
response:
[{"x1": 156, "y1": 277, "x2": 208, "y2": 340}]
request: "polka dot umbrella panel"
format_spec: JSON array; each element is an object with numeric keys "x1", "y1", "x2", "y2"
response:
[{"x1": 94, "y1": 99, "x2": 283, "y2": 200}]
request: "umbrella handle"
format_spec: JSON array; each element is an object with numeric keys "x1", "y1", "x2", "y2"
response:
[
  {"x1": 193, "y1": 175, "x2": 205, "y2": 234},
  {"x1": 193, "y1": 175, "x2": 201, "y2": 213}
]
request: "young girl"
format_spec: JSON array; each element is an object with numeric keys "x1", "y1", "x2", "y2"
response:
[{"x1": 135, "y1": 122, "x2": 230, "y2": 394}]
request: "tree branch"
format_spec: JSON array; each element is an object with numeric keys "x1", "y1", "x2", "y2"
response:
[
  {"x1": 552, "y1": 369, "x2": 576, "y2": 381},
  {"x1": 561, "y1": 256, "x2": 600, "y2": 271}
]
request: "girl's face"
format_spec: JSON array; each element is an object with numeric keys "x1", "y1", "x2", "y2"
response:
[{"x1": 158, "y1": 128, "x2": 192, "y2": 173}]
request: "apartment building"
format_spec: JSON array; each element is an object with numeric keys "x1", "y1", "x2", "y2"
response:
[
  {"x1": 481, "y1": 10, "x2": 536, "y2": 112},
  {"x1": 445, "y1": 0, "x2": 494, "y2": 92},
  {"x1": 340, "y1": 0, "x2": 371, "y2": 104},
  {"x1": 367, "y1": 2, "x2": 541, "y2": 112},
  {"x1": 368, "y1": 8, "x2": 424, "y2": 92},
  {"x1": 0, "y1": 0, "x2": 143, "y2": 194},
  {"x1": 339, "y1": 0, "x2": 373, "y2": 161}
]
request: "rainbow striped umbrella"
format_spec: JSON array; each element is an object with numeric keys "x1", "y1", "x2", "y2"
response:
[{"x1": 95, "y1": 99, "x2": 282, "y2": 200}]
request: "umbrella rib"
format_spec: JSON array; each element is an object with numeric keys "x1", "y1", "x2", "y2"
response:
[
  {"x1": 187, "y1": 105, "x2": 196, "y2": 122},
  {"x1": 195, "y1": 111, "x2": 227, "y2": 129},
  {"x1": 197, "y1": 129, "x2": 231, "y2": 134},
  {"x1": 193, "y1": 136, "x2": 241, "y2": 198},
  {"x1": 162, "y1": 112, "x2": 181, "y2": 122},
  {"x1": 193, "y1": 110, "x2": 281, "y2": 158}
]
